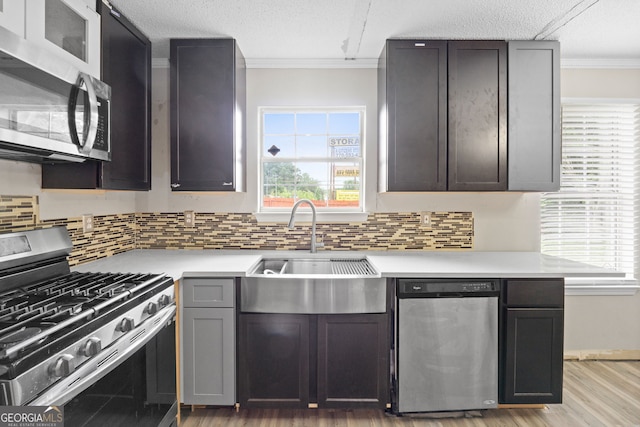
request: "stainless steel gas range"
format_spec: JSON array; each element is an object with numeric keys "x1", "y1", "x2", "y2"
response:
[{"x1": 0, "y1": 227, "x2": 177, "y2": 425}]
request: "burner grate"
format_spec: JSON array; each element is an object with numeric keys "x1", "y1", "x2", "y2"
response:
[{"x1": 0, "y1": 271, "x2": 165, "y2": 360}]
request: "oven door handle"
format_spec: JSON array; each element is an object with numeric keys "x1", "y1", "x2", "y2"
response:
[{"x1": 29, "y1": 304, "x2": 176, "y2": 407}]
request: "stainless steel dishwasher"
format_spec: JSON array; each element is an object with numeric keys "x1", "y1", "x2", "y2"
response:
[{"x1": 395, "y1": 279, "x2": 500, "y2": 413}]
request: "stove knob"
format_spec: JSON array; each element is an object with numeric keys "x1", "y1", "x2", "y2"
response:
[
  {"x1": 144, "y1": 302, "x2": 158, "y2": 315},
  {"x1": 49, "y1": 354, "x2": 75, "y2": 378},
  {"x1": 158, "y1": 294, "x2": 171, "y2": 307},
  {"x1": 116, "y1": 317, "x2": 135, "y2": 333},
  {"x1": 81, "y1": 337, "x2": 102, "y2": 357}
]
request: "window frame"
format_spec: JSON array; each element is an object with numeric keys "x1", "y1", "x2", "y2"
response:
[
  {"x1": 541, "y1": 98, "x2": 640, "y2": 296},
  {"x1": 257, "y1": 106, "x2": 366, "y2": 215}
]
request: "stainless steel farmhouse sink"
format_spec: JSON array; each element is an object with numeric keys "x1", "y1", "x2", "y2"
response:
[
  {"x1": 253, "y1": 258, "x2": 377, "y2": 276},
  {"x1": 241, "y1": 257, "x2": 386, "y2": 314}
]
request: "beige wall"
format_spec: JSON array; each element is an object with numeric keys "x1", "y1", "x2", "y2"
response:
[
  {"x1": 137, "y1": 67, "x2": 541, "y2": 251},
  {"x1": 561, "y1": 67, "x2": 640, "y2": 353},
  {"x1": 0, "y1": 159, "x2": 136, "y2": 220},
  {"x1": 562, "y1": 68, "x2": 640, "y2": 99}
]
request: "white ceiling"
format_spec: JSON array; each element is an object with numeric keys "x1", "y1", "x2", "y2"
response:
[{"x1": 108, "y1": 0, "x2": 640, "y2": 65}]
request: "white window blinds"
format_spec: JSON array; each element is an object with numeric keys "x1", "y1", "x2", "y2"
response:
[{"x1": 541, "y1": 103, "x2": 640, "y2": 280}]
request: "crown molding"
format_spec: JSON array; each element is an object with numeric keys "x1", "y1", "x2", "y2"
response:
[
  {"x1": 561, "y1": 58, "x2": 640, "y2": 69},
  {"x1": 151, "y1": 57, "x2": 378, "y2": 69},
  {"x1": 245, "y1": 58, "x2": 378, "y2": 69},
  {"x1": 155, "y1": 56, "x2": 640, "y2": 70}
]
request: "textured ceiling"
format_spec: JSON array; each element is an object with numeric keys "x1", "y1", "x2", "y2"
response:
[{"x1": 107, "y1": 0, "x2": 640, "y2": 63}]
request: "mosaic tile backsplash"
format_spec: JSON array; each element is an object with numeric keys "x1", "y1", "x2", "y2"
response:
[
  {"x1": 135, "y1": 212, "x2": 472, "y2": 250},
  {"x1": 1, "y1": 195, "x2": 135, "y2": 266},
  {"x1": 1, "y1": 195, "x2": 473, "y2": 266}
]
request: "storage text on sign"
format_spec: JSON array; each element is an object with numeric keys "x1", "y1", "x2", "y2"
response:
[{"x1": 329, "y1": 137, "x2": 360, "y2": 146}]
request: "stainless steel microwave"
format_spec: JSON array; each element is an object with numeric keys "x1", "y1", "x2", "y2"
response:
[{"x1": 0, "y1": 26, "x2": 110, "y2": 163}]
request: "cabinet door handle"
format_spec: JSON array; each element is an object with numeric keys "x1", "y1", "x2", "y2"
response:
[
  {"x1": 171, "y1": 183, "x2": 181, "y2": 188},
  {"x1": 223, "y1": 182, "x2": 233, "y2": 186}
]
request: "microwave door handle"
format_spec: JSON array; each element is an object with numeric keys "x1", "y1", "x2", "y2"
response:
[{"x1": 68, "y1": 72, "x2": 99, "y2": 154}]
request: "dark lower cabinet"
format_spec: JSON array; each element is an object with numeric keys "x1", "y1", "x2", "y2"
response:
[
  {"x1": 503, "y1": 308, "x2": 563, "y2": 403},
  {"x1": 146, "y1": 321, "x2": 177, "y2": 404},
  {"x1": 500, "y1": 278, "x2": 564, "y2": 404},
  {"x1": 238, "y1": 313, "x2": 389, "y2": 409},
  {"x1": 238, "y1": 314, "x2": 310, "y2": 408},
  {"x1": 317, "y1": 314, "x2": 388, "y2": 408}
]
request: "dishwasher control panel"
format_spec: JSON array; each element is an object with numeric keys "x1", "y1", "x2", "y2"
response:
[{"x1": 397, "y1": 279, "x2": 500, "y2": 297}]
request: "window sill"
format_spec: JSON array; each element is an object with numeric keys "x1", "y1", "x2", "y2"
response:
[
  {"x1": 565, "y1": 277, "x2": 639, "y2": 296},
  {"x1": 254, "y1": 211, "x2": 369, "y2": 224}
]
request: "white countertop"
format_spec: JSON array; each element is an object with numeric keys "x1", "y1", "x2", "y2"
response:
[
  {"x1": 72, "y1": 249, "x2": 622, "y2": 280},
  {"x1": 73, "y1": 250, "x2": 262, "y2": 279},
  {"x1": 365, "y1": 251, "x2": 622, "y2": 278}
]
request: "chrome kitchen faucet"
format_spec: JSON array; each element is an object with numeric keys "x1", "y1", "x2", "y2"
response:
[{"x1": 287, "y1": 199, "x2": 323, "y2": 253}]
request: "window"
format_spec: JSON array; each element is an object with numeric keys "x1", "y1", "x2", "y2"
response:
[
  {"x1": 540, "y1": 102, "x2": 640, "y2": 294},
  {"x1": 259, "y1": 108, "x2": 364, "y2": 212}
]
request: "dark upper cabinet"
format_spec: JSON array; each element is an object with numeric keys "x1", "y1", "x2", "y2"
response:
[
  {"x1": 448, "y1": 41, "x2": 507, "y2": 191},
  {"x1": 379, "y1": 39, "x2": 507, "y2": 192},
  {"x1": 508, "y1": 40, "x2": 561, "y2": 191},
  {"x1": 378, "y1": 40, "x2": 447, "y2": 191},
  {"x1": 169, "y1": 38, "x2": 246, "y2": 191},
  {"x1": 500, "y1": 279, "x2": 564, "y2": 404},
  {"x1": 42, "y1": 2, "x2": 152, "y2": 190}
]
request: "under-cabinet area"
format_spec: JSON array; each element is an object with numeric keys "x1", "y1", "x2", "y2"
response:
[{"x1": 177, "y1": 270, "x2": 566, "y2": 413}]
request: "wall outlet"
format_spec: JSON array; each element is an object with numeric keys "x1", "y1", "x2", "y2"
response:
[
  {"x1": 420, "y1": 211, "x2": 432, "y2": 227},
  {"x1": 82, "y1": 214, "x2": 94, "y2": 233},
  {"x1": 184, "y1": 210, "x2": 195, "y2": 227}
]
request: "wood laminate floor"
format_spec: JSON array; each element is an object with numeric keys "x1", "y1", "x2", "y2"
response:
[{"x1": 180, "y1": 361, "x2": 640, "y2": 427}]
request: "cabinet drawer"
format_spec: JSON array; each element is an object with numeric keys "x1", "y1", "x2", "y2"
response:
[
  {"x1": 183, "y1": 278, "x2": 235, "y2": 308},
  {"x1": 504, "y1": 279, "x2": 564, "y2": 307}
]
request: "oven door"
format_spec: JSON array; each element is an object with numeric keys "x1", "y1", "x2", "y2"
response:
[{"x1": 30, "y1": 306, "x2": 177, "y2": 427}]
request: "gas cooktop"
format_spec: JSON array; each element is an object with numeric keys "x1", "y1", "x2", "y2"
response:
[{"x1": 0, "y1": 227, "x2": 175, "y2": 406}]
